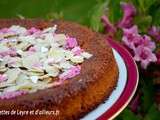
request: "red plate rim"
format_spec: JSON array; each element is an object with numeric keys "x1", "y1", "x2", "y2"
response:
[{"x1": 97, "y1": 39, "x2": 139, "y2": 120}]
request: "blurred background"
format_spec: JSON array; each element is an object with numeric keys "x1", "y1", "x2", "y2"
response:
[{"x1": 0, "y1": 0, "x2": 98, "y2": 25}]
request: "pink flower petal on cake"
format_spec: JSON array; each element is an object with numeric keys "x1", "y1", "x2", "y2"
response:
[
  {"x1": 118, "y1": 2, "x2": 136, "y2": 28},
  {"x1": 101, "y1": 15, "x2": 116, "y2": 33},
  {"x1": 65, "y1": 37, "x2": 78, "y2": 48},
  {"x1": 71, "y1": 46, "x2": 83, "y2": 55},
  {"x1": 0, "y1": 51, "x2": 7, "y2": 57},
  {"x1": 0, "y1": 48, "x2": 17, "y2": 57},
  {"x1": 0, "y1": 90, "x2": 28, "y2": 99},
  {"x1": 9, "y1": 48, "x2": 17, "y2": 57},
  {"x1": 26, "y1": 27, "x2": 40, "y2": 35},
  {"x1": 32, "y1": 62, "x2": 42, "y2": 68},
  {"x1": 0, "y1": 28, "x2": 9, "y2": 33},
  {"x1": 0, "y1": 74, "x2": 7, "y2": 82},
  {"x1": 28, "y1": 46, "x2": 37, "y2": 52},
  {"x1": 59, "y1": 65, "x2": 81, "y2": 80}
]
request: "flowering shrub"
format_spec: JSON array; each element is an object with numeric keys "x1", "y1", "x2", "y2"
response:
[
  {"x1": 101, "y1": 2, "x2": 158, "y2": 70},
  {"x1": 92, "y1": 0, "x2": 160, "y2": 119}
]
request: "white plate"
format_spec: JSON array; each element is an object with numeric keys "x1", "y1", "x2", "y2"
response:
[{"x1": 81, "y1": 49, "x2": 127, "y2": 120}]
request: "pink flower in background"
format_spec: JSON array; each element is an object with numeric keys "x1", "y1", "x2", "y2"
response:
[
  {"x1": 134, "y1": 46, "x2": 157, "y2": 69},
  {"x1": 122, "y1": 25, "x2": 139, "y2": 49},
  {"x1": 123, "y1": 25, "x2": 138, "y2": 35},
  {"x1": 0, "y1": 74, "x2": 7, "y2": 82},
  {"x1": 122, "y1": 26, "x2": 156, "y2": 51},
  {"x1": 141, "y1": 35, "x2": 156, "y2": 51},
  {"x1": 101, "y1": 2, "x2": 136, "y2": 32},
  {"x1": 148, "y1": 26, "x2": 160, "y2": 41},
  {"x1": 101, "y1": 15, "x2": 116, "y2": 33},
  {"x1": 118, "y1": 2, "x2": 136, "y2": 28},
  {"x1": 65, "y1": 37, "x2": 78, "y2": 48}
]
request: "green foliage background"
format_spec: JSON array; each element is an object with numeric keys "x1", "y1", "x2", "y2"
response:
[
  {"x1": 0, "y1": 0, "x2": 98, "y2": 25},
  {"x1": 0, "y1": 0, "x2": 160, "y2": 120}
]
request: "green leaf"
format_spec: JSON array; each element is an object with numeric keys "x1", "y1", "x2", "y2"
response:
[
  {"x1": 89, "y1": 0, "x2": 110, "y2": 32},
  {"x1": 149, "y1": 1, "x2": 160, "y2": 26},
  {"x1": 139, "y1": 0, "x2": 156, "y2": 13},
  {"x1": 130, "y1": 0, "x2": 156, "y2": 14},
  {"x1": 134, "y1": 15, "x2": 152, "y2": 33},
  {"x1": 121, "y1": 109, "x2": 141, "y2": 120},
  {"x1": 144, "y1": 104, "x2": 160, "y2": 120},
  {"x1": 0, "y1": 0, "x2": 98, "y2": 26},
  {"x1": 140, "y1": 77, "x2": 154, "y2": 113},
  {"x1": 108, "y1": 0, "x2": 122, "y2": 23}
]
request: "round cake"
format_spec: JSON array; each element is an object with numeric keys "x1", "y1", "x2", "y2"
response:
[{"x1": 0, "y1": 19, "x2": 118, "y2": 120}]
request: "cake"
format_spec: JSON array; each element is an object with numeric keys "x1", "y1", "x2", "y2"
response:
[{"x1": 0, "y1": 19, "x2": 118, "y2": 120}]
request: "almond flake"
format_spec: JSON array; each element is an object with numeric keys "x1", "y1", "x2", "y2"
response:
[
  {"x1": 41, "y1": 46, "x2": 48, "y2": 53},
  {"x1": 81, "y1": 52, "x2": 93, "y2": 59},
  {"x1": 71, "y1": 56, "x2": 84, "y2": 63},
  {"x1": 30, "y1": 76, "x2": 38, "y2": 84}
]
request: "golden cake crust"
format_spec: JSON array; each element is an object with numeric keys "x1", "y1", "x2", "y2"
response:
[{"x1": 0, "y1": 19, "x2": 118, "y2": 120}]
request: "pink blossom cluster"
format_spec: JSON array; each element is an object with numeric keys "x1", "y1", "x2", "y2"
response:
[
  {"x1": 101, "y1": 2, "x2": 158, "y2": 69},
  {"x1": 122, "y1": 26, "x2": 157, "y2": 69},
  {"x1": 118, "y1": 2, "x2": 136, "y2": 28},
  {"x1": 101, "y1": 2, "x2": 136, "y2": 33}
]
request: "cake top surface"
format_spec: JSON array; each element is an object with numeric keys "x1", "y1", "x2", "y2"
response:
[
  {"x1": 0, "y1": 20, "x2": 115, "y2": 106},
  {"x1": 0, "y1": 24, "x2": 92, "y2": 99}
]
